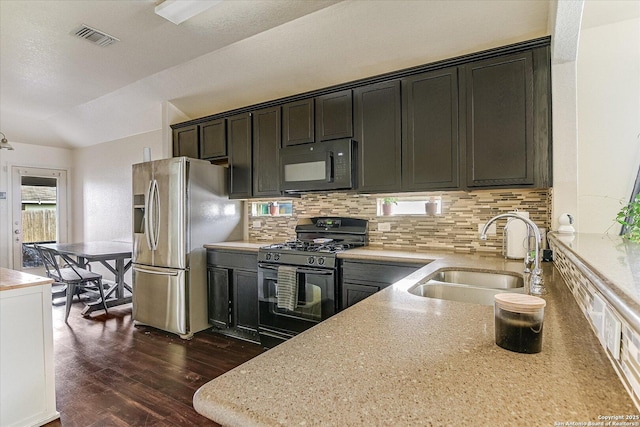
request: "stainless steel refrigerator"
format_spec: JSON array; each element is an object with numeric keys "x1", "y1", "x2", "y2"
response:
[{"x1": 131, "y1": 157, "x2": 243, "y2": 338}]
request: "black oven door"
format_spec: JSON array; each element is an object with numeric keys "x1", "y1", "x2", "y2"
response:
[{"x1": 257, "y1": 263, "x2": 336, "y2": 347}]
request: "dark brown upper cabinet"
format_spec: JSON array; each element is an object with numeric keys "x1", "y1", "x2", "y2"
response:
[
  {"x1": 315, "y1": 90, "x2": 353, "y2": 142},
  {"x1": 199, "y1": 118, "x2": 227, "y2": 160},
  {"x1": 282, "y1": 98, "x2": 314, "y2": 146},
  {"x1": 252, "y1": 106, "x2": 281, "y2": 197},
  {"x1": 227, "y1": 112, "x2": 252, "y2": 199},
  {"x1": 172, "y1": 125, "x2": 199, "y2": 158},
  {"x1": 464, "y1": 51, "x2": 535, "y2": 188},
  {"x1": 354, "y1": 80, "x2": 402, "y2": 193},
  {"x1": 402, "y1": 67, "x2": 459, "y2": 191},
  {"x1": 172, "y1": 38, "x2": 551, "y2": 195}
]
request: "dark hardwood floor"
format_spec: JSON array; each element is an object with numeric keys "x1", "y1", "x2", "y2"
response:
[{"x1": 44, "y1": 299, "x2": 264, "y2": 427}]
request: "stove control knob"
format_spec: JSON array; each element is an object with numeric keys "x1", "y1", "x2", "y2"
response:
[
  {"x1": 274, "y1": 253, "x2": 280, "y2": 261},
  {"x1": 317, "y1": 257, "x2": 325, "y2": 266},
  {"x1": 265, "y1": 253, "x2": 272, "y2": 261},
  {"x1": 307, "y1": 256, "x2": 315, "y2": 265}
]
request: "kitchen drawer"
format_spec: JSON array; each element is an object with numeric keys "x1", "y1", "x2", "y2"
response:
[
  {"x1": 341, "y1": 260, "x2": 424, "y2": 286},
  {"x1": 207, "y1": 250, "x2": 257, "y2": 271}
]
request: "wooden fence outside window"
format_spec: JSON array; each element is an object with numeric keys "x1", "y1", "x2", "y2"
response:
[{"x1": 22, "y1": 209, "x2": 56, "y2": 243}]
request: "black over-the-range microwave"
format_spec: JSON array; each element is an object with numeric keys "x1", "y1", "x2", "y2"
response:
[{"x1": 279, "y1": 138, "x2": 356, "y2": 193}]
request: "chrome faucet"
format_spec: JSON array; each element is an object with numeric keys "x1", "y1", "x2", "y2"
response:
[{"x1": 480, "y1": 213, "x2": 544, "y2": 295}]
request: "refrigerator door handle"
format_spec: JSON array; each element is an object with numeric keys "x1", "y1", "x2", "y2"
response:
[
  {"x1": 151, "y1": 179, "x2": 160, "y2": 250},
  {"x1": 133, "y1": 266, "x2": 179, "y2": 276},
  {"x1": 144, "y1": 179, "x2": 154, "y2": 251}
]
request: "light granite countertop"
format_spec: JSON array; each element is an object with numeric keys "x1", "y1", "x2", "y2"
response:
[
  {"x1": 204, "y1": 241, "x2": 264, "y2": 252},
  {"x1": 550, "y1": 233, "x2": 640, "y2": 331},
  {"x1": 0, "y1": 267, "x2": 53, "y2": 291},
  {"x1": 194, "y1": 251, "x2": 637, "y2": 425}
]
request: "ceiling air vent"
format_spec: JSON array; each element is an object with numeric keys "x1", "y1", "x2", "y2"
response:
[{"x1": 72, "y1": 24, "x2": 120, "y2": 47}]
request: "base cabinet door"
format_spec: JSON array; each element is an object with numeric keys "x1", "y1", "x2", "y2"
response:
[
  {"x1": 233, "y1": 270, "x2": 259, "y2": 336},
  {"x1": 206, "y1": 250, "x2": 260, "y2": 343},
  {"x1": 342, "y1": 282, "x2": 380, "y2": 309},
  {"x1": 340, "y1": 260, "x2": 423, "y2": 310},
  {"x1": 207, "y1": 267, "x2": 231, "y2": 328},
  {"x1": 1, "y1": 284, "x2": 58, "y2": 427}
]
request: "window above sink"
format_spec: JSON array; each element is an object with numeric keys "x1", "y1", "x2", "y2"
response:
[{"x1": 377, "y1": 196, "x2": 442, "y2": 217}]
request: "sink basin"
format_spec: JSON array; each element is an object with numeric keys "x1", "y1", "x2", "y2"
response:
[
  {"x1": 408, "y1": 269, "x2": 525, "y2": 306},
  {"x1": 409, "y1": 283, "x2": 524, "y2": 306},
  {"x1": 428, "y1": 269, "x2": 524, "y2": 289}
]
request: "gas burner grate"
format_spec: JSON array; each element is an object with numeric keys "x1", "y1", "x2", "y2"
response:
[{"x1": 261, "y1": 239, "x2": 358, "y2": 254}]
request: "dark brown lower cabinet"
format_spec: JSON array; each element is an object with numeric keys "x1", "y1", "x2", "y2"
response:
[
  {"x1": 208, "y1": 267, "x2": 231, "y2": 328},
  {"x1": 233, "y1": 269, "x2": 259, "y2": 338},
  {"x1": 342, "y1": 282, "x2": 382, "y2": 309},
  {"x1": 340, "y1": 260, "x2": 423, "y2": 310},
  {"x1": 207, "y1": 250, "x2": 259, "y2": 343}
]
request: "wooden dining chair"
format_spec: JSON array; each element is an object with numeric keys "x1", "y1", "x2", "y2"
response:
[{"x1": 33, "y1": 245, "x2": 109, "y2": 322}]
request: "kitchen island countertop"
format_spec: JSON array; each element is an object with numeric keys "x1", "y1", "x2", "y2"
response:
[
  {"x1": 0, "y1": 267, "x2": 53, "y2": 291},
  {"x1": 193, "y1": 251, "x2": 637, "y2": 425}
]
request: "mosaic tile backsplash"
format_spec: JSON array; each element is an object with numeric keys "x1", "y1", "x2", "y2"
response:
[
  {"x1": 550, "y1": 237, "x2": 640, "y2": 409},
  {"x1": 248, "y1": 189, "x2": 551, "y2": 254}
]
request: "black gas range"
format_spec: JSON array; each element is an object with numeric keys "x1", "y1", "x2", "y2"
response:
[
  {"x1": 257, "y1": 217, "x2": 368, "y2": 348},
  {"x1": 258, "y1": 217, "x2": 368, "y2": 267}
]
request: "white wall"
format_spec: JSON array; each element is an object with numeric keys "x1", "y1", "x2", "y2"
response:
[
  {"x1": 577, "y1": 17, "x2": 640, "y2": 234},
  {"x1": 0, "y1": 142, "x2": 73, "y2": 269},
  {"x1": 71, "y1": 130, "x2": 163, "y2": 243},
  {"x1": 548, "y1": 0, "x2": 582, "y2": 233}
]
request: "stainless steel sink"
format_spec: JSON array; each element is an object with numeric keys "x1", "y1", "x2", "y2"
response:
[
  {"x1": 428, "y1": 269, "x2": 524, "y2": 289},
  {"x1": 408, "y1": 269, "x2": 525, "y2": 306}
]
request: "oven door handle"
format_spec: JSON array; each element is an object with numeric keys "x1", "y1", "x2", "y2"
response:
[{"x1": 258, "y1": 263, "x2": 334, "y2": 275}]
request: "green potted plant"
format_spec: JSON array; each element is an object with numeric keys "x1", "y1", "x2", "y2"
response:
[
  {"x1": 617, "y1": 194, "x2": 640, "y2": 242},
  {"x1": 382, "y1": 197, "x2": 397, "y2": 216}
]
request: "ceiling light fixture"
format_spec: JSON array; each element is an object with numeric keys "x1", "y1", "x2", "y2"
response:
[
  {"x1": 0, "y1": 132, "x2": 15, "y2": 151},
  {"x1": 155, "y1": 0, "x2": 222, "y2": 25}
]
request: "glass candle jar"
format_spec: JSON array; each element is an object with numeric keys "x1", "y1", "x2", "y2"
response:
[{"x1": 494, "y1": 293, "x2": 546, "y2": 354}]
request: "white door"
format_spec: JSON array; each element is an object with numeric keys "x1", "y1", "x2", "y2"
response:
[{"x1": 11, "y1": 166, "x2": 68, "y2": 272}]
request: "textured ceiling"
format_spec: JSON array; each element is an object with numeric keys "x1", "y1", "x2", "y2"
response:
[
  {"x1": 0, "y1": 0, "x2": 341, "y2": 147},
  {"x1": 4, "y1": 0, "x2": 630, "y2": 149}
]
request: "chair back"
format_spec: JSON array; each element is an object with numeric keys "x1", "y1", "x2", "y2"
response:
[{"x1": 33, "y1": 245, "x2": 64, "y2": 280}]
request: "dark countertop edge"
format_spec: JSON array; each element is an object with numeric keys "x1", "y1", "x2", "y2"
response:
[{"x1": 548, "y1": 232, "x2": 640, "y2": 332}]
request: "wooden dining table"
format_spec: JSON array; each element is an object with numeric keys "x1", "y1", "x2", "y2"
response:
[{"x1": 37, "y1": 241, "x2": 133, "y2": 315}]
